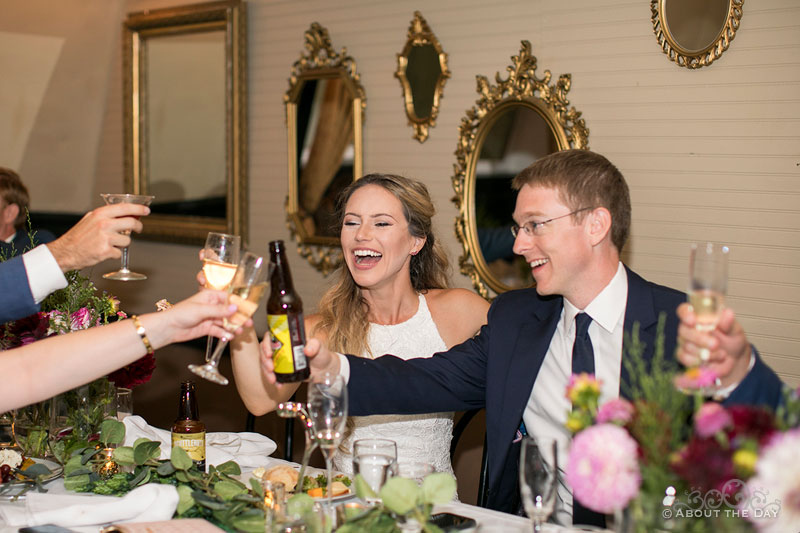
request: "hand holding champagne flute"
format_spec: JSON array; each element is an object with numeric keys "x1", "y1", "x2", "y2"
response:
[
  {"x1": 688, "y1": 242, "x2": 729, "y2": 364},
  {"x1": 200, "y1": 233, "x2": 241, "y2": 365},
  {"x1": 189, "y1": 252, "x2": 271, "y2": 385}
]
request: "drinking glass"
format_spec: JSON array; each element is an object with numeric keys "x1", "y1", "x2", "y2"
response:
[
  {"x1": 188, "y1": 252, "x2": 271, "y2": 385},
  {"x1": 100, "y1": 193, "x2": 154, "y2": 281},
  {"x1": 689, "y1": 242, "x2": 729, "y2": 363},
  {"x1": 200, "y1": 232, "x2": 241, "y2": 368},
  {"x1": 307, "y1": 373, "x2": 348, "y2": 509},
  {"x1": 353, "y1": 438, "x2": 397, "y2": 498},
  {"x1": 115, "y1": 387, "x2": 133, "y2": 420},
  {"x1": 395, "y1": 461, "x2": 434, "y2": 486},
  {"x1": 519, "y1": 436, "x2": 558, "y2": 533}
]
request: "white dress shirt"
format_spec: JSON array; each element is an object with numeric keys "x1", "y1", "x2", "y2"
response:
[
  {"x1": 21, "y1": 244, "x2": 67, "y2": 303},
  {"x1": 523, "y1": 261, "x2": 628, "y2": 524}
]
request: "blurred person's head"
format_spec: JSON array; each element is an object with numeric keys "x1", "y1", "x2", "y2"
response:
[{"x1": 0, "y1": 167, "x2": 30, "y2": 239}]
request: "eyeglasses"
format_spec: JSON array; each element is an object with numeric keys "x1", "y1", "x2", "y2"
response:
[{"x1": 510, "y1": 207, "x2": 594, "y2": 238}]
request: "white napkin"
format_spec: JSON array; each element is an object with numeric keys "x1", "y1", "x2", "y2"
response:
[
  {"x1": 0, "y1": 483, "x2": 178, "y2": 527},
  {"x1": 122, "y1": 415, "x2": 277, "y2": 467}
]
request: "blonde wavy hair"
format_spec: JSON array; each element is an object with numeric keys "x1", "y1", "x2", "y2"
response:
[{"x1": 313, "y1": 173, "x2": 450, "y2": 357}]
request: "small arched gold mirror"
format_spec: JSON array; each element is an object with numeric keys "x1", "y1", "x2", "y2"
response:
[
  {"x1": 452, "y1": 41, "x2": 589, "y2": 299},
  {"x1": 651, "y1": 0, "x2": 743, "y2": 69},
  {"x1": 285, "y1": 23, "x2": 366, "y2": 275},
  {"x1": 395, "y1": 11, "x2": 450, "y2": 143}
]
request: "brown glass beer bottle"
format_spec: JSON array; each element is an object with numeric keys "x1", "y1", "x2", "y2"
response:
[
  {"x1": 171, "y1": 381, "x2": 206, "y2": 471},
  {"x1": 267, "y1": 240, "x2": 310, "y2": 383}
]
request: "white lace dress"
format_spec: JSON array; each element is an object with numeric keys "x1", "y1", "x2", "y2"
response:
[{"x1": 332, "y1": 294, "x2": 455, "y2": 481}]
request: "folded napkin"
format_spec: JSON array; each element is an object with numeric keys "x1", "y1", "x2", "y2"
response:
[
  {"x1": 0, "y1": 483, "x2": 178, "y2": 528},
  {"x1": 123, "y1": 416, "x2": 277, "y2": 467}
]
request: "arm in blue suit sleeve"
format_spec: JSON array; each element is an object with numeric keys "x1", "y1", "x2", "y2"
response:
[
  {"x1": 346, "y1": 323, "x2": 492, "y2": 417},
  {"x1": 0, "y1": 255, "x2": 39, "y2": 324},
  {"x1": 723, "y1": 347, "x2": 785, "y2": 411}
]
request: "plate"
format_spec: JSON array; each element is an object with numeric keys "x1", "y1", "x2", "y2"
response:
[
  {"x1": 245, "y1": 464, "x2": 354, "y2": 502},
  {"x1": 0, "y1": 457, "x2": 64, "y2": 501}
]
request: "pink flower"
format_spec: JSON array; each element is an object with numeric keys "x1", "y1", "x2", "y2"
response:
[
  {"x1": 673, "y1": 366, "x2": 718, "y2": 391},
  {"x1": 566, "y1": 424, "x2": 641, "y2": 513},
  {"x1": 70, "y1": 307, "x2": 93, "y2": 331},
  {"x1": 694, "y1": 402, "x2": 732, "y2": 438},
  {"x1": 597, "y1": 398, "x2": 635, "y2": 425}
]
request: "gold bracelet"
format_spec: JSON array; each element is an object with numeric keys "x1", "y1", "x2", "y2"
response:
[{"x1": 131, "y1": 315, "x2": 154, "y2": 355}]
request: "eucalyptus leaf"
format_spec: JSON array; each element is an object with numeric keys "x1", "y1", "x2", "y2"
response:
[
  {"x1": 132, "y1": 437, "x2": 151, "y2": 449},
  {"x1": 80, "y1": 448, "x2": 101, "y2": 465},
  {"x1": 232, "y1": 493, "x2": 261, "y2": 504},
  {"x1": 133, "y1": 441, "x2": 162, "y2": 465},
  {"x1": 380, "y1": 477, "x2": 420, "y2": 515},
  {"x1": 170, "y1": 445, "x2": 193, "y2": 471},
  {"x1": 176, "y1": 484, "x2": 195, "y2": 515},
  {"x1": 157, "y1": 461, "x2": 177, "y2": 476},
  {"x1": 66, "y1": 468, "x2": 93, "y2": 477},
  {"x1": 231, "y1": 510, "x2": 266, "y2": 533},
  {"x1": 286, "y1": 493, "x2": 315, "y2": 517},
  {"x1": 192, "y1": 490, "x2": 228, "y2": 510},
  {"x1": 130, "y1": 465, "x2": 151, "y2": 487},
  {"x1": 215, "y1": 479, "x2": 246, "y2": 501},
  {"x1": 112, "y1": 446, "x2": 135, "y2": 465},
  {"x1": 216, "y1": 460, "x2": 241, "y2": 476},
  {"x1": 100, "y1": 419, "x2": 125, "y2": 445},
  {"x1": 175, "y1": 470, "x2": 191, "y2": 483},
  {"x1": 63, "y1": 455, "x2": 84, "y2": 475},
  {"x1": 421, "y1": 473, "x2": 457, "y2": 504},
  {"x1": 64, "y1": 473, "x2": 91, "y2": 491},
  {"x1": 249, "y1": 477, "x2": 263, "y2": 497},
  {"x1": 220, "y1": 472, "x2": 247, "y2": 489},
  {"x1": 21, "y1": 463, "x2": 51, "y2": 478},
  {"x1": 353, "y1": 473, "x2": 378, "y2": 501}
]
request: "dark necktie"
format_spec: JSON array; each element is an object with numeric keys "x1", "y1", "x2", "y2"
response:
[{"x1": 570, "y1": 312, "x2": 606, "y2": 528}]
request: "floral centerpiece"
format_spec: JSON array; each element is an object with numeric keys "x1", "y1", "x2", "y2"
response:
[
  {"x1": 564, "y1": 316, "x2": 800, "y2": 533},
  {"x1": 1, "y1": 239, "x2": 155, "y2": 458}
]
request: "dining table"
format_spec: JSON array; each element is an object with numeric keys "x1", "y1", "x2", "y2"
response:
[{"x1": 0, "y1": 417, "x2": 591, "y2": 533}]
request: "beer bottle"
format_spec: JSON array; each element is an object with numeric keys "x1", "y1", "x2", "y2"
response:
[
  {"x1": 171, "y1": 381, "x2": 206, "y2": 471},
  {"x1": 267, "y1": 240, "x2": 310, "y2": 383}
]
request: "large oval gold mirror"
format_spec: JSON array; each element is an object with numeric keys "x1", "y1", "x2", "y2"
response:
[
  {"x1": 285, "y1": 23, "x2": 365, "y2": 275},
  {"x1": 123, "y1": 0, "x2": 247, "y2": 244},
  {"x1": 395, "y1": 11, "x2": 450, "y2": 143},
  {"x1": 651, "y1": 0, "x2": 743, "y2": 69},
  {"x1": 452, "y1": 41, "x2": 589, "y2": 299}
]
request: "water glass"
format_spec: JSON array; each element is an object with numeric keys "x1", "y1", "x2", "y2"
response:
[
  {"x1": 353, "y1": 438, "x2": 397, "y2": 496},
  {"x1": 395, "y1": 461, "x2": 434, "y2": 486},
  {"x1": 115, "y1": 387, "x2": 133, "y2": 420}
]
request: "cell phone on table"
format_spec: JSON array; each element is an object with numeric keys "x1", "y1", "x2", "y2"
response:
[{"x1": 429, "y1": 512, "x2": 478, "y2": 530}]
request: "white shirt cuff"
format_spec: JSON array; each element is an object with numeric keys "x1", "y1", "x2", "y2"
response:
[
  {"x1": 337, "y1": 353, "x2": 350, "y2": 384},
  {"x1": 22, "y1": 245, "x2": 68, "y2": 303},
  {"x1": 713, "y1": 349, "x2": 757, "y2": 400}
]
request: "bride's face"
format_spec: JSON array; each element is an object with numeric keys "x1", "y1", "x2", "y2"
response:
[{"x1": 340, "y1": 184, "x2": 423, "y2": 290}]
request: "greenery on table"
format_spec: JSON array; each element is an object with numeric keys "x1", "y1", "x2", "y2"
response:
[{"x1": 63, "y1": 420, "x2": 265, "y2": 533}]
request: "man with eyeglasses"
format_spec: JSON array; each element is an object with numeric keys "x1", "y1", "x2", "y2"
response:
[{"x1": 258, "y1": 149, "x2": 783, "y2": 525}]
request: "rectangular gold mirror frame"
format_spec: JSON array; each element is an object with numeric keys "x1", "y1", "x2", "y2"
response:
[{"x1": 123, "y1": 0, "x2": 247, "y2": 244}]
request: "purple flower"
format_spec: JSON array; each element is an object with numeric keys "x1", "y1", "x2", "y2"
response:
[
  {"x1": 566, "y1": 424, "x2": 641, "y2": 513},
  {"x1": 694, "y1": 402, "x2": 732, "y2": 438},
  {"x1": 597, "y1": 398, "x2": 635, "y2": 425}
]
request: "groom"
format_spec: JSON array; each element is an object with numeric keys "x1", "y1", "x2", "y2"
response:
[{"x1": 262, "y1": 150, "x2": 783, "y2": 525}]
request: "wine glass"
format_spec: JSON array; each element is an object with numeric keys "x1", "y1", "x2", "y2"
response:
[
  {"x1": 188, "y1": 252, "x2": 271, "y2": 385},
  {"x1": 200, "y1": 232, "x2": 241, "y2": 368},
  {"x1": 307, "y1": 373, "x2": 348, "y2": 509},
  {"x1": 689, "y1": 242, "x2": 729, "y2": 363},
  {"x1": 519, "y1": 436, "x2": 558, "y2": 533},
  {"x1": 100, "y1": 193, "x2": 155, "y2": 281}
]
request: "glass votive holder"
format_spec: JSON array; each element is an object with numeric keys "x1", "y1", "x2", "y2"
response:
[
  {"x1": 93, "y1": 447, "x2": 120, "y2": 480},
  {"x1": 115, "y1": 387, "x2": 133, "y2": 420},
  {"x1": 261, "y1": 479, "x2": 286, "y2": 529}
]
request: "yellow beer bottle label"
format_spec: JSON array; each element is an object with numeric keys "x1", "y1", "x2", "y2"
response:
[
  {"x1": 268, "y1": 314, "x2": 307, "y2": 374},
  {"x1": 172, "y1": 431, "x2": 206, "y2": 464}
]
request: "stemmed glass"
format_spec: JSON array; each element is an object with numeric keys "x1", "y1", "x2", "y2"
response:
[
  {"x1": 200, "y1": 232, "x2": 241, "y2": 368},
  {"x1": 688, "y1": 242, "x2": 729, "y2": 363},
  {"x1": 188, "y1": 252, "x2": 271, "y2": 385},
  {"x1": 100, "y1": 193, "x2": 154, "y2": 280},
  {"x1": 307, "y1": 373, "x2": 348, "y2": 509},
  {"x1": 519, "y1": 436, "x2": 558, "y2": 533}
]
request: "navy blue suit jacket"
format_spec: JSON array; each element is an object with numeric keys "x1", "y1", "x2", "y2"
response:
[
  {"x1": 346, "y1": 267, "x2": 784, "y2": 513},
  {"x1": 0, "y1": 254, "x2": 39, "y2": 324},
  {"x1": 0, "y1": 228, "x2": 55, "y2": 259}
]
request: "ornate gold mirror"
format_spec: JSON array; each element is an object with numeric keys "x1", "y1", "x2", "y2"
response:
[
  {"x1": 651, "y1": 0, "x2": 743, "y2": 69},
  {"x1": 395, "y1": 11, "x2": 450, "y2": 143},
  {"x1": 285, "y1": 23, "x2": 365, "y2": 275},
  {"x1": 123, "y1": 0, "x2": 247, "y2": 244},
  {"x1": 452, "y1": 41, "x2": 589, "y2": 299}
]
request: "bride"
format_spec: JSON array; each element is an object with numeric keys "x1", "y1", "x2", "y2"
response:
[{"x1": 230, "y1": 173, "x2": 488, "y2": 481}]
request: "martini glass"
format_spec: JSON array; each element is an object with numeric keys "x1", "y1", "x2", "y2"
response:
[
  {"x1": 189, "y1": 252, "x2": 271, "y2": 385},
  {"x1": 100, "y1": 193, "x2": 155, "y2": 281}
]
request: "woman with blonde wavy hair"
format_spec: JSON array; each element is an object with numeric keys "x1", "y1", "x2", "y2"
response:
[{"x1": 230, "y1": 173, "x2": 489, "y2": 481}]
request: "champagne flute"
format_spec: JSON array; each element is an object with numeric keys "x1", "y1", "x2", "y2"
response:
[
  {"x1": 519, "y1": 436, "x2": 557, "y2": 533},
  {"x1": 689, "y1": 242, "x2": 729, "y2": 363},
  {"x1": 100, "y1": 193, "x2": 154, "y2": 281},
  {"x1": 307, "y1": 373, "x2": 347, "y2": 509},
  {"x1": 189, "y1": 252, "x2": 271, "y2": 385},
  {"x1": 201, "y1": 232, "x2": 241, "y2": 368}
]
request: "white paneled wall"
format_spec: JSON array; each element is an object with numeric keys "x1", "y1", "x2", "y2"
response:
[{"x1": 74, "y1": 0, "x2": 800, "y2": 387}]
